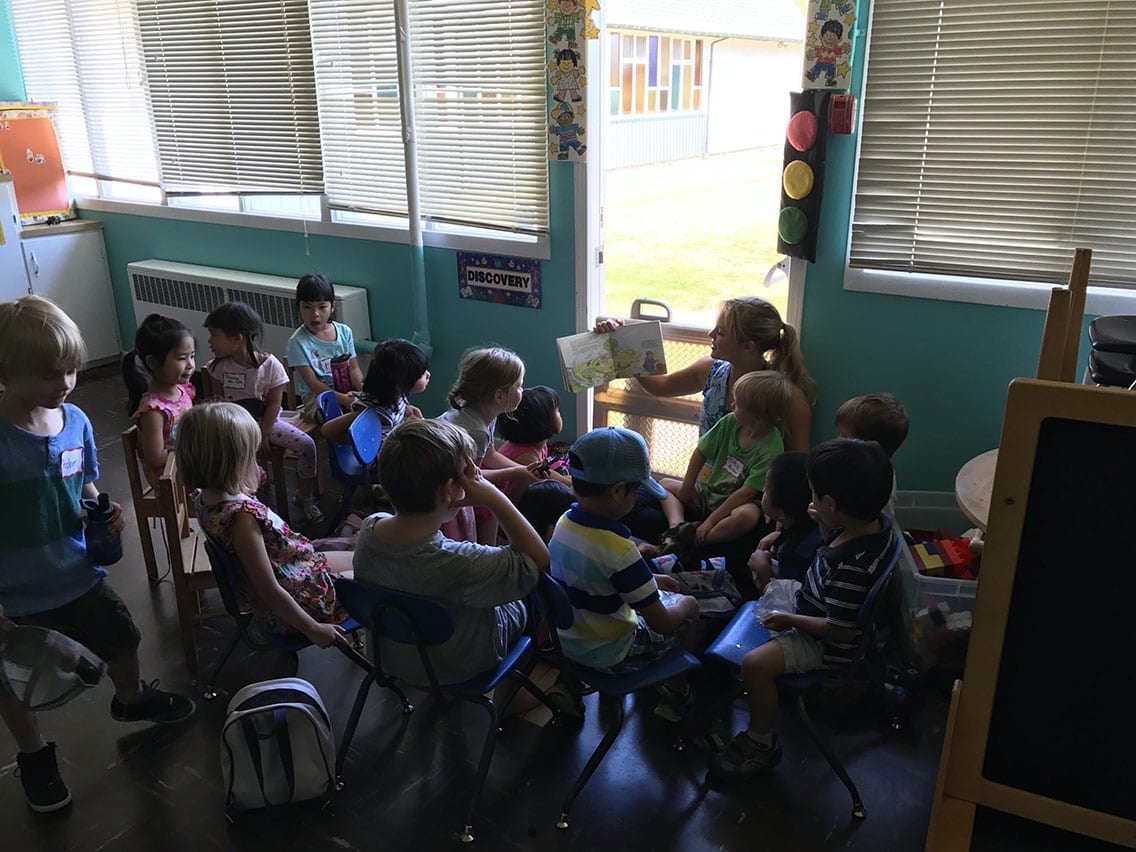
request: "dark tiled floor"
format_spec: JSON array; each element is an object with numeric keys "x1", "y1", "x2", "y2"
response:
[{"x1": 4, "y1": 368, "x2": 1113, "y2": 851}]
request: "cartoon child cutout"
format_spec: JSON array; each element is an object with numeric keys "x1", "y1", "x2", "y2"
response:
[
  {"x1": 550, "y1": 48, "x2": 585, "y2": 103},
  {"x1": 549, "y1": 102, "x2": 586, "y2": 160},
  {"x1": 642, "y1": 350, "x2": 659, "y2": 374},
  {"x1": 805, "y1": 19, "x2": 849, "y2": 87},
  {"x1": 548, "y1": 0, "x2": 581, "y2": 47}
]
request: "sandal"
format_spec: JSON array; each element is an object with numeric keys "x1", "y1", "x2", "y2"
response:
[{"x1": 659, "y1": 521, "x2": 698, "y2": 556}]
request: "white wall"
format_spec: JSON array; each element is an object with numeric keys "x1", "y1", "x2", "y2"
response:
[{"x1": 707, "y1": 39, "x2": 802, "y2": 154}]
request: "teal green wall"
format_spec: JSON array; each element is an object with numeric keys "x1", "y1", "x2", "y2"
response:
[
  {"x1": 82, "y1": 164, "x2": 577, "y2": 426},
  {"x1": 0, "y1": 0, "x2": 24, "y2": 101},
  {"x1": 797, "y1": 3, "x2": 1094, "y2": 491}
]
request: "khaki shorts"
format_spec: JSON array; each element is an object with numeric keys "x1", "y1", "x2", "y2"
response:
[{"x1": 774, "y1": 627, "x2": 824, "y2": 674}]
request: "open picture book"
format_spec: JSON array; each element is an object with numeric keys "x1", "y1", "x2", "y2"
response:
[{"x1": 556, "y1": 320, "x2": 667, "y2": 392}]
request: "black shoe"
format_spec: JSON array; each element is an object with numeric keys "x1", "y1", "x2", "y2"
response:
[
  {"x1": 16, "y1": 742, "x2": 72, "y2": 813},
  {"x1": 111, "y1": 679, "x2": 196, "y2": 724}
]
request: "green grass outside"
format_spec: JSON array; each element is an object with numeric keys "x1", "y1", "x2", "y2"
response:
[{"x1": 602, "y1": 147, "x2": 790, "y2": 330}]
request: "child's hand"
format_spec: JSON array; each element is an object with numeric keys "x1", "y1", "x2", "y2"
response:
[
  {"x1": 334, "y1": 391, "x2": 357, "y2": 409},
  {"x1": 757, "y1": 529, "x2": 781, "y2": 552},
  {"x1": 108, "y1": 501, "x2": 125, "y2": 535},
  {"x1": 748, "y1": 549, "x2": 773, "y2": 588},
  {"x1": 761, "y1": 610, "x2": 793, "y2": 632},
  {"x1": 695, "y1": 519, "x2": 714, "y2": 545},
  {"x1": 526, "y1": 459, "x2": 551, "y2": 480},
  {"x1": 654, "y1": 574, "x2": 680, "y2": 593},
  {"x1": 458, "y1": 461, "x2": 496, "y2": 507},
  {"x1": 510, "y1": 465, "x2": 539, "y2": 487},
  {"x1": 306, "y1": 621, "x2": 347, "y2": 649},
  {"x1": 405, "y1": 404, "x2": 423, "y2": 420}
]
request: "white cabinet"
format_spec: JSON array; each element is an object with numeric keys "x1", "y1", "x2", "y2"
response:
[{"x1": 21, "y1": 224, "x2": 121, "y2": 364}]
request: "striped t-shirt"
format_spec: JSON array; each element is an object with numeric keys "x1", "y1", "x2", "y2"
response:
[
  {"x1": 795, "y1": 513, "x2": 894, "y2": 668},
  {"x1": 0, "y1": 404, "x2": 104, "y2": 617},
  {"x1": 549, "y1": 506, "x2": 660, "y2": 669}
]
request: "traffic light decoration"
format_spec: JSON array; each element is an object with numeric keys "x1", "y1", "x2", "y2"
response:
[{"x1": 777, "y1": 90, "x2": 831, "y2": 264}]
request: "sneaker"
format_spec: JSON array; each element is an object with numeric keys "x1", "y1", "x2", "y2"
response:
[
  {"x1": 293, "y1": 497, "x2": 324, "y2": 525},
  {"x1": 15, "y1": 743, "x2": 71, "y2": 813},
  {"x1": 111, "y1": 680, "x2": 196, "y2": 724},
  {"x1": 545, "y1": 683, "x2": 585, "y2": 721},
  {"x1": 653, "y1": 682, "x2": 696, "y2": 722},
  {"x1": 707, "y1": 731, "x2": 782, "y2": 781}
]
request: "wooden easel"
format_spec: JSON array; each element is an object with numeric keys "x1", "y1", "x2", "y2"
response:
[{"x1": 1035, "y1": 247, "x2": 1091, "y2": 382}]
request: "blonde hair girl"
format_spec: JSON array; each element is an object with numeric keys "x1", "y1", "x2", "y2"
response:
[
  {"x1": 595, "y1": 297, "x2": 816, "y2": 451},
  {"x1": 177, "y1": 402, "x2": 352, "y2": 648},
  {"x1": 439, "y1": 346, "x2": 538, "y2": 544}
]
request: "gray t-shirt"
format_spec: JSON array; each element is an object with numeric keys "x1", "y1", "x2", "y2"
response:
[
  {"x1": 438, "y1": 407, "x2": 495, "y2": 463},
  {"x1": 352, "y1": 513, "x2": 538, "y2": 685}
]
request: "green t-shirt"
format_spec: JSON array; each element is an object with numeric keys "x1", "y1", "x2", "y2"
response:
[{"x1": 695, "y1": 412, "x2": 784, "y2": 513}]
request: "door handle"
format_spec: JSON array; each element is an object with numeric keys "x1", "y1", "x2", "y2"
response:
[{"x1": 28, "y1": 250, "x2": 39, "y2": 277}]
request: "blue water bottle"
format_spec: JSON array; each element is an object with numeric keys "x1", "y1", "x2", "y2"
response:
[{"x1": 81, "y1": 493, "x2": 123, "y2": 566}]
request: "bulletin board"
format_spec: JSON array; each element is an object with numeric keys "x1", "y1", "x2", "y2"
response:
[{"x1": 0, "y1": 105, "x2": 71, "y2": 222}]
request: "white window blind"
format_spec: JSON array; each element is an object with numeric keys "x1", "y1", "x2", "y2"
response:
[
  {"x1": 308, "y1": 0, "x2": 407, "y2": 216},
  {"x1": 309, "y1": 0, "x2": 549, "y2": 233},
  {"x1": 11, "y1": 0, "x2": 159, "y2": 194},
  {"x1": 410, "y1": 0, "x2": 549, "y2": 233},
  {"x1": 136, "y1": 0, "x2": 324, "y2": 195},
  {"x1": 851, "y1": 0, "x2": 1136, "y2": 289}
]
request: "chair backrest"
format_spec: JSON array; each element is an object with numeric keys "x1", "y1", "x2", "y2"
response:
[
  {"x1": 281, "y1": 357, "x2": 303, "y2": 411},
  {"x1": 334, "y1": 577, "x2": 455, "y2": 690},
  {"x1": 537, "y1": 573, "x2": 574, "y2": 631},
  {"x1": 121, "y1": 425, "x2": 153, "y2": 505},
  {"x1": 317, "y1": 390, "x2": 365, "y2": 480},
  {"x1": 154, "y1": 452, "x2": 190, "y2": 539},
  {"x1": 201, "y1": 535, "x2": 253, "y2": 623},
  {"x1": 348, "y1": 405, "x2": 383, "y2": 466},
  {"x1": 856, "y1": 535, "x2": 904, "y2": 631}
]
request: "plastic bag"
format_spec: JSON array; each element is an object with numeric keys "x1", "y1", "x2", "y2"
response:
[{"x1": 751, "y1": 579, "x2": 800, "y2": 634}]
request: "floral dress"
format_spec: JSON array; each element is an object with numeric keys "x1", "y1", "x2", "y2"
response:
[{"x1": 198, "y1": 496, "x2": 345, "y2": 633}]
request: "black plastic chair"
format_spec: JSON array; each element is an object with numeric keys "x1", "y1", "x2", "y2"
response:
[
  {"x1": 537, "y1": 573, "x2": 702, "y2": 831},
  {"x1": 1086, "y1": 315, "x2": 1136, "y2": 389},
  {"x1": 703, "y1": 535, "x2": 904, "y2": 820},
  {"x1": 334, "y1": 577, "x2": 559, "y2": 843}
]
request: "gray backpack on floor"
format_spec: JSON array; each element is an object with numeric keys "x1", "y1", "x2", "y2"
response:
[{"x1": 220, "y1": 677, "x2": 336, "y2": 819}]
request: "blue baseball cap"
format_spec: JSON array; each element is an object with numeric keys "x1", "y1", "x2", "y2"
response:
[{"x1": 568, "y1": 427, "x2": 667, "y2": 499}]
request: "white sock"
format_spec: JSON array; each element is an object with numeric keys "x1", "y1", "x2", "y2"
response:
[{"x1": 20, "y1": 737, "x2": 48, "y2": 755}]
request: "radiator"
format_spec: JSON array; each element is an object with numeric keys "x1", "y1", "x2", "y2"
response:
[{"x1": 126, "y1": 260, "x2": 372, "y2": 368}]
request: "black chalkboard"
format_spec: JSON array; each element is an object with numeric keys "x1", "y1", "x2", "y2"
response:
[{"x1": 983, "y1": 416, "x2": 1136, "y2": 821}]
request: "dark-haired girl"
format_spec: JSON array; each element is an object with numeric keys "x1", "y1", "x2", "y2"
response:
[
  {"x1": 497, "y1": 385, "x2": 571, "y2": 492},
  {"x1": 321, "y1": 338, "x2": 430, "y2": 445},
  {"x1": 122, "y1": 313, "x2": 196, "y2": 486},
  {"x1": 747, "y1": 451, "x2": 822, "y2": 588},
  {"x1": 204, "y1": 302, "x2": 323, "y2": 524}
]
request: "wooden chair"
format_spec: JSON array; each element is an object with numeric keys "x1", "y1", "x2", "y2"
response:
[
  {"x1": 155, "y1": 454, "x2": 223, "y2": 672},
  {"x1": 121, "y1": 425, "x2": 162, "y2": 583},
  {"x1": 282, "y1": 356, "x2": 323, "y2": 497}
]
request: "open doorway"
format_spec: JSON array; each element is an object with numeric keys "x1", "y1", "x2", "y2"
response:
[{"x1": 592, "y1": 0, "x2": 806, "y2": 476}]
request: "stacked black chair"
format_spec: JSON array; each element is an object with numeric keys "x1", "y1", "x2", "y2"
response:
[{"x1": 1086, "y1": 315, "x2": 1136, "y2": 389}]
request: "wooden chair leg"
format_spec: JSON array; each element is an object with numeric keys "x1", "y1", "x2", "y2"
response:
[
  {"x1": 136, "y1": 513, "x2": 159, "y2": 583},
  {"x1": 271, "y1": 446, "x2": 290, "y2": 524}
]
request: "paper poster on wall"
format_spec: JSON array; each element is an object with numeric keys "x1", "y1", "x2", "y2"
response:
[
  {"x1": 546, "y1": 0, "x2": 598, "y2": 162},
  {"x1": 802, "y1": 0, "x2": 855, "y2": 90},
  {"x1": 458, "y1": 252, "x2": 542, "y2": 310},
  {"x1": 0, "y1": 105, "x2": 71, "y2": 222}
]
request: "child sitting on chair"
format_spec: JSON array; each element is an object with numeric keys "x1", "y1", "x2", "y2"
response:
[
  {"x1": 352, "y1": 418, "x2": 549, "y2": 685},
  {"x1": 747, "y1": 452, "x2": 822, "y2": 588},
  {"x1": 834, "y1": 392, "x2": 909, "y2": 520},
  {"x1": 177, "y1": 402, "x2": 352, "y2": 649},
  {"x1": 708, "y1": 438, "x2": 894, "y2": 782},
  {"x1": 649, "y1": 371, "x2": 795, "y2": 556}
]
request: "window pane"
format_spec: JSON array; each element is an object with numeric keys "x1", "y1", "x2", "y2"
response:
[
  {"x1": 610, "y1": 33, "x2": 620, "y2": 86},
  {"x1": 682, "y1": 66, "x2": 692, "y2": 110},
  {"x1": 695, "y1": 40, "x2": 703, "y2": 85},
  {"x1": 622, "y1": 64, "x2": 633, "y2": 113},
  {"x1": 634, "y1": 63, "x2": 645, "y2": 112}
]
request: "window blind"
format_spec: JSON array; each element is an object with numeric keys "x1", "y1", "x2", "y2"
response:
[
  {"x1": 309, "y1": 0, "x2": 549, "y2": 233},
  {"x1": 11, "y1": 0, "x2": 159, "y2": 190},
  {"x1": 136, "y1": 0, "x2": 324, "y2": 195},
  {"x1": 851, "y1": 0, "x2": 1136, "y2": 288},
  {"x1": 409, "y1": 0, "x2": 549, "y2": 233}
]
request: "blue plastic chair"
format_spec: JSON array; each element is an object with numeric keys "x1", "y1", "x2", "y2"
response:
[
  {"x1": 317, "y1": 391, "x2": 382, "y2": 536},
  {"x1": 704, "y1": 535, "x2": 904, "y2": 820},
  {"x1": 537, "y1": 573, "x2": 702, "y2": 831},
  {"x1": 333, "y1": 577, "x2": 560, "y2": 843}
]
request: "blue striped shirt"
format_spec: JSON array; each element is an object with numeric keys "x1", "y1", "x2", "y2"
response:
[{"x1": 549, "y1": 506, "x2": 660, "y2": 669}]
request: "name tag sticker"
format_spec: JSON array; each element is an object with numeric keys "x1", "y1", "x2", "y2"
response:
[
  {"x1": 723, "y1": 455, "x2": 745, "y2": 478},
  {"x1": 60, "y1": 447, "x2": 84, "y2": 478},
  {"x1": 222, "y1": 371, "x2": 248, "y2": 391}
]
